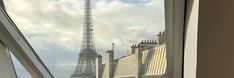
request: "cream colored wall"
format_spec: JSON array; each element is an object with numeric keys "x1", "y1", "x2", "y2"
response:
[
  {"x1": 183, "y1": 0, "x2": 199, "y2": 78},
  {"x1": 197, "y1": 0, "x2": 234, "y2": 78}
]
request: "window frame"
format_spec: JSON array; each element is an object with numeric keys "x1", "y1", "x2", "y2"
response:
[{"x1": 165, "y1": 0, "x2": 185, "y2": 78}]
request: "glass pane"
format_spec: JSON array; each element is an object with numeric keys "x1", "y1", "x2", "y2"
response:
[
  {"x1": 4, "y1": 0, "x2": 167, "y2": 78},
  {"x1": 11, "y1": 52, "x2": 32, "y2": 78}
]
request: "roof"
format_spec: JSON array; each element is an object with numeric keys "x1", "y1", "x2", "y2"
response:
[
  {"x1": 142, "y1": 44, "x2": 167, "y2": 76},
  {"x1": 113, "y1": 54, "x2": 137, "y2": 77},
  {"x1": 100, "y1": 43, "x2": 167, "y2": 77}
]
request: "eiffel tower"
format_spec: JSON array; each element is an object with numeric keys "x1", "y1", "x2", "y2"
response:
[{"x1": 71, "y1": 0, "x2": 98, "y2": 78}]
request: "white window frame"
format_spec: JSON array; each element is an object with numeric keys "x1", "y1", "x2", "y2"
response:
[
  {"x1": 0, "y1": 7, "x2": 54, "y2": 78},
  {"x1": 165, "y1": 0, "x2": 199, "y2": 78},
  {"x1": 165, "y1": 0, "x2": 185, "y2": 78}
]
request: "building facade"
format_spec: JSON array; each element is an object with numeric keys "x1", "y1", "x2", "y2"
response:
[{"x1": 96, "y1": 32, "x2": 167, "y2": 78}]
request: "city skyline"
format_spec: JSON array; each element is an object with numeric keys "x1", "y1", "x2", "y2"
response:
[{"x1": 4, "y1": 0, "x2": 165, "y2": 78}]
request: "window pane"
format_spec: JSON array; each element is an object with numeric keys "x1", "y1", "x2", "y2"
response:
[
  {"x1": 11, "y1": 52, "x2": 32, "y2": 78},
  {"x1": 5, "y1": 0, "x2": 167, "y2": 78}
]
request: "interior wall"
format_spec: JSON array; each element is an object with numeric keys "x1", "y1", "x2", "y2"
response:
[{"x1": 197, "y1": 0, "x2": 234, "y2": 78}]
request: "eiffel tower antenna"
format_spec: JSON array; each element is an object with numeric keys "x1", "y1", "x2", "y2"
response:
[{"x1": 71, "y1": 0, "x2": 98, "y2": 78}]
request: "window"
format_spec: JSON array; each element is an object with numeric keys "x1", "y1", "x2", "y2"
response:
[{"x1": 1, "y1": 0, "x2": 189, "y2": 78}]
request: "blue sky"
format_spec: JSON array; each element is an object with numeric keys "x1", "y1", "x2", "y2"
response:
[{"x1": 4, "y1": 0, "x2": 165, "y2": 78}]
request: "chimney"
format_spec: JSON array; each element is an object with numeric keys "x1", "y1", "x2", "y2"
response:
[
  {"x1": 157, "y1": 31, "x2": 166, "y2": 45},
  {"x1": 106, "y1": 50, "x2": 114, "y2": 78},
  {"x1": 96, "y1": 55, "x2": 102, "y2": 78},
  {"x1": 135, "y1": 44, "x2": 143, "y2": 78},
  {"x1": 112, "y1": 43, "x2": 115, "y2": 51},
  {"x1": 131, "y1": 44, "x2": 137, "y2": 54}
]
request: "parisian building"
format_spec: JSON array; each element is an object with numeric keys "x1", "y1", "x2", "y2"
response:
[{"x1": 96, "y1": 31, "x2": 167, "y2": 78}]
